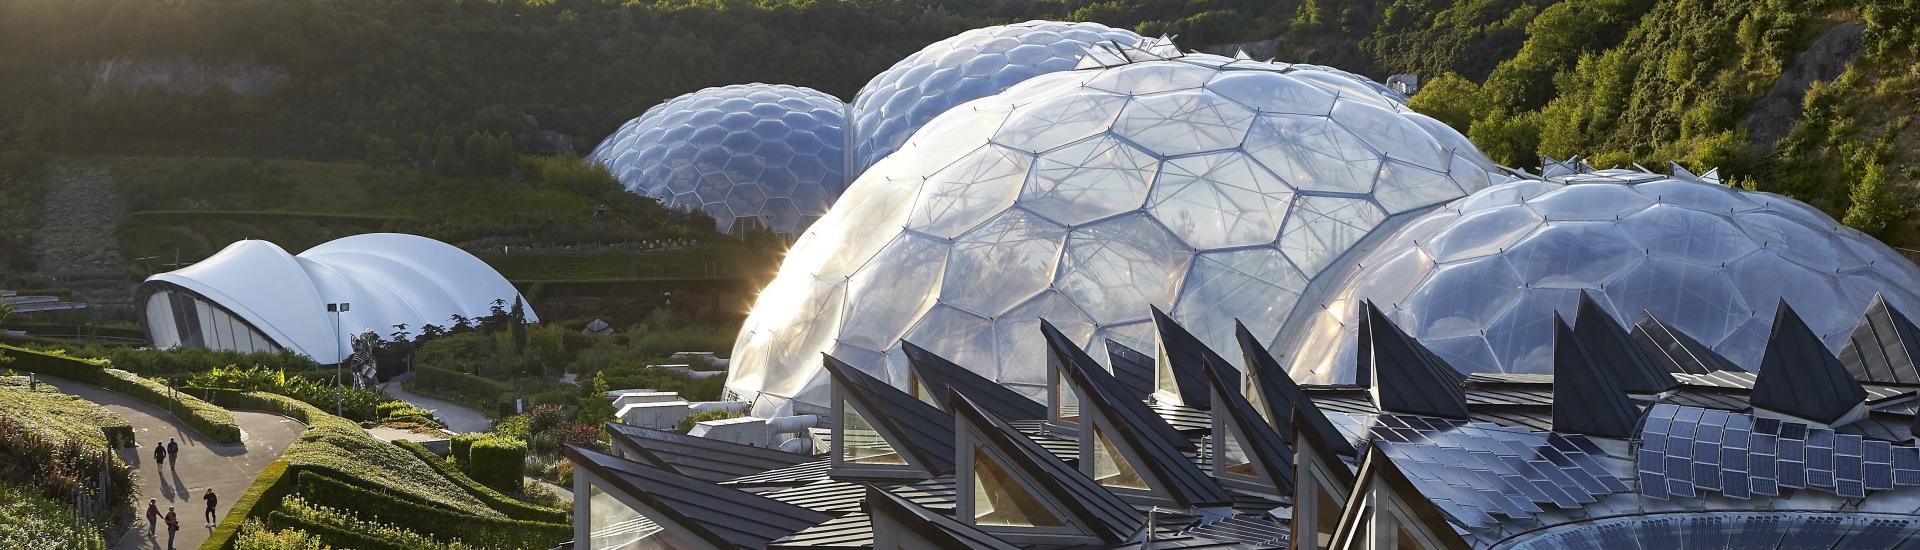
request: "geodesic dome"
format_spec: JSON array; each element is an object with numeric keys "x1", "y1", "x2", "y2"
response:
[
  {"x1": 1275, "y1": 162, "x2": 1920, "y2": 384},
  {"x1": 589, "y1": 84, "x2": 847, "y2": 234},
  {"x1": 848, "y1": 20, "x2": 1147, "y2": 175},
  {"x1": 728, "y1": 45, "x2": 1506, "y2": 415}
]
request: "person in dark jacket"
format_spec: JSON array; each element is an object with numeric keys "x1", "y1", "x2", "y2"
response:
[
  {"x1": 204, "y1": 488, "x2": 219, "y2": 527},
  {"x1": 166, "y1": 437, "x2": 179, "y2": 467},
  {"x1": 153, "y1": 442, "x2": 165, "y2": 467},
  {"x1": 145, "y1": 498, "x2": 160, "y2": 535}
]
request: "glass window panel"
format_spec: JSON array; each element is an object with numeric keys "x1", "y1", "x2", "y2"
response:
[
  {"x1": 1220, "y1": 424, "x2": 1257, "y2": 478},
  {"x1": 1051, "y1": 366, "x2": 1080, "y2": 424},
  {"x1": 1244, "y1": 115, "x2": 1378, "y2": 194},
  {"x1": 841, "y1": 402, "x2": 907, "y2": 465},
  {"x1": 973, "y1": 448, "x2": 1064, "y2": 527},
  {"x1": 1092, "y1": 427, "x2": 1149, "y2": 490},
  {"x1": 588, "y1": 483, "x2": 663, "y2": 550},
  {"x1": 1113, "y1": 90, "x2": 1254, "y2": 156},
  {"x1": 1145, "y1": 152, "x2": 1294, "y2": 249},
  {"x1": 1315, "y1": 484, "x2": 1343, "y2": 547}
]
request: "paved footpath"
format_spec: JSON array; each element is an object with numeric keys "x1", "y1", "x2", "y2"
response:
[
  {"x1": 382, "y1": 372, "x2": 494, "y2": 434},
  {"x1": 35, "y1": 376, "x2": 306, "y2": 550}
]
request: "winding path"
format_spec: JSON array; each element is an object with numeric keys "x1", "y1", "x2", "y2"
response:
[
  {"x1": 382, "y1": 373, "x2": 494, "y2": 434},
  {"x1": 33, "y1": 376, "x2": 306, "y2": 550}
]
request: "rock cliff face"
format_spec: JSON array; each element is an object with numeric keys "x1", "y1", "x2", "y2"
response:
[
  {"x1": 56, "y1": 55, "x2": 286, "y2": 98},
  {"x1": 1747, "y1": 22, "x2": 1864, "y2": 152}
]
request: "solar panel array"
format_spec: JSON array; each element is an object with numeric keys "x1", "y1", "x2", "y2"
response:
[
  {"x1": 1327, "y1": 413, "x2": 1631, "y2": 528},
  {"x1": 1637, "y1": 404, "x2": 1920, "y2": 500},
  {"x1": 1504, "y1": 512, "x2": 1920, "y2": 549}
]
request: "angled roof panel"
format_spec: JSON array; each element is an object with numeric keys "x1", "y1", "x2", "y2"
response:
[
  {"x1": 903, "y1": 341, "x2": 1046, "y2": 420},
  {"x1": 1236, "y1": 322, "x2": 1355, "y2": 456},
  {"x1": 1062, "y1": 334, "x2": 1233, "y2": 507},
  {"x1": 1151, "y1": 307, "x2": 1217, "y2": 408},
  {"x1": 1632, "y1": 311, "x2": 1744, "y2": 375},
  {"x1": 1197, "y1": 354, "x2": 1295, "y2": 495},
  {"x1": 1044, "y1": 321, "x2": 1197, "y2": 450},
  {"x1": 1838, "y1": 294, "x2": 1920, "y2": 386},
  {"x1": 1551, "y1": 315, "x2": 1642, "y2": 438},
  {"x1": 566, "y1": 445, "x2": 834, "y2": 549},
  {"x1": 950, "y1": 393, "x2": 1144, "y2": 543},
  {"x1": 1573, "y1": 292, "x2": 1678, "y2": 393},
  {"x1": 1107, "y1": 338, "x2": 1159, "y2": 400},
  {"x1": 1328, "y1": 447, "x2": 1472, "y2": 550},
  {"x1": 1751, "y1": 301, "x2": 1869, "y2": 425},
  {"x1": 1360, "y1": 301, "x2": 1470, "y2": 419},
  {"x1": 865, "y1": 485, "x2": 1020, "y2": 550},
  {"x1": 605, "y1": 422, "x2": 811, "y2": 483},
  {"x1": 825, "y1": 354, "x2": 956, "y2": 476}
]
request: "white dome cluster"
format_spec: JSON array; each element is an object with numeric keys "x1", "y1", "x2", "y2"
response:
[
  {"x1": 1277, "y1": 163, "x2": 1920, "y2": 383},
  {"x1": 849, "y1": 20, "x2": 1148, "y2": 174},
  {"x1": 727, "y1": 43, "x2": 1504, "y2": 414},
  {"x1": 589, "y1": 84, "x2": 847, "y2": 234}
]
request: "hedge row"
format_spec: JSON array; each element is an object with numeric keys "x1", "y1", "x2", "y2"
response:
[
  {"x1": 0, "y1": 345, "x2": 240, "y2": 444},
  {"x1": 293, "y1": 471, "x2": 569, "y2": 550},
  {"x1": 202, "y1": 460, "x2": 296, "y2": 550},
  {"x1": 391, "y1": 439, "x2": 567, "y2": 523},
  {"x1": 268, "y1": 495, "x2": 476, "y2": 550},
  {"x1": 468, "y1": 435, "x2": 527, "y2": 493},
  {"x1": 404, "y1": 366, "x2": 510, "y2": 416}
]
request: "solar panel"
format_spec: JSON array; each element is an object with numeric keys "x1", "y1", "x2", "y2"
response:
[{"x1": 1635, "y1": 405, "x2": 1920, "y2": 501}]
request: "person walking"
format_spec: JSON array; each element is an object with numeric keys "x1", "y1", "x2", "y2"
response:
[
  {"x1": 203, "y1": 488, "x2": 219, "y2": 527},
  {"x1": 164, "y1": 506, "x2": 179, "y2": 550},
  {"x1": 167, "y1": 438, "x2": 179, "y2": 467},
  {"x1": 153, "y1": 441, "x2": 165, "y2": 468},
  {"x1": 145, "y1": 499, "x2": 160, "y2": 536}
]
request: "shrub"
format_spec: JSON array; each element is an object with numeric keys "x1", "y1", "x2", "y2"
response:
[
  {"x1": 406, "y1": 366, "x2": 509, "y2": 416},
  {"x1": 292, "y1": 471, "x2": 567, "y2": 550},
  {"x1": 468, "y1": 435, "x2": 528, "y2": 493},
  {"x1": 99, "y1": 368, "x2": 241, "y2": 443},
  {"x1": 679, "y1": 408, "x2": 744, "y2": 433},
  {"x1": 0, "y1": 416, "x2": 136, "y2": 527},
  {"x1": 234, "y1": 520, "x2": 331, "y2": 550},
  {"x1": 449, "y1": 433, "x2": 481, "y2": 470},
  {"x1": 187, "y1": 365, "x2": 387, "y2": 422},
  {"x1": 390, "y1": 440, "x2": 567, "y2": 523},
  {"x1": 271, "y1": 495, "x2": 476, "y2": 550},
  {"x1": 0, "y1": 482, "x2": 107, "y2": 550},
  {"x1": 205, "y1": 460, "x2": 297, "y2": 550},
  {"x1": 0, "y1": 376, "x2": 134, "y2": 449}
]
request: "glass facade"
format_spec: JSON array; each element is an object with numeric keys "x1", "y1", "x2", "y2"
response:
[
  {"x1": 144, "y1": 289, "x2": 281, "y2": 356},
  {"x1": 840, "y1": 403, "x2": 907, "y2": 465},
  {"x1": 589, "y1": 84, "x2": 848, "y2": 235},
  {"x1": 1091, "y1": 427, "x2": 1148, "y2": 490},
  {"x1": 731, "y1": 48, "x2": 1502, "y2": 414},
  {"x1": 972, "y1": 448, "x2": 1063, "y2": 527},
  {"x1": 1280, "y1": 170, "x2": 1920, "y2": 383},
  {"x1": 587, "y1": 483, "x2": 669, "y2": 549}
]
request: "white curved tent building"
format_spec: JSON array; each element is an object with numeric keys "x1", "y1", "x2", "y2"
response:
[{"x1": 138, "y1": 233, "x2": 534, "y2": 364}]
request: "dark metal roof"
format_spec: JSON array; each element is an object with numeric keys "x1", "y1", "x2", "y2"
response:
[
  {"x1": 950, "y1": 392, "x2": 1144, "y2": 543},
  {"x1": 902, "y1": 341, "x2": 1046, "y2": 420},
  {"x1": 1840, "y1": 294, "x2": 1920, "y2": 386},
  {"x1": 1151, "y1": 306, "x2": 1217, "y2": 409},
  {"x1": 1236, "y1": 322, "x2": 1355, "y2": 456},
  {"x1": 1360, "y1": 301, "x2": 1470, "y2": 419},
  {"x1": 1107, "y1": 338, "x2": 1159, "y2": 401},
  {"x1": 1178, "y1": 514, "x2": 1288, "y2": 549},
  {"x1": 1573, "y1": 291, "x2": 1679, "y2": 394},
  {"x1": 1332, "y1": 447, "x2": 1472, "y2": 550},
  {"x1": 565, "y1": 445, "x2": 834, "y2": 550},
  {"x1": 1633, "y1": 310, "x2": 1743, "y2": 375},
  {"x1": 864, "y1": 485, "x2": 1020, "y2": 550},
  {"x1": 825, "y1": 354, "x2": 956, "y2": 476},
  {"x1": 1197, "y1": 354, "x2": 1295, "y2": 495},
  {"x1": 761, "y1": 479, "x2": 872, "y2": 514},
  {"x1": 1751, "y1": 301, "x2": 1868, "y2": 425},
  {"x1": 1044, "y1": 321, "x2": 1197, "y2": 451},
  {"x1": 604, "y1": 422, "x2": 810, "y2": 483},
  {"x1": 1060, "y1": 322, "x2": 1232, "y2": 507},
  {"x1": 724, "y1": 458, "x2": 834, "y2": 488},
  {"x1": 768, "y1": 513, "x2": 873, "y2": 549},
  {"x1": 1551, "y1": 314, "x2": 1642, "y2": 438}
]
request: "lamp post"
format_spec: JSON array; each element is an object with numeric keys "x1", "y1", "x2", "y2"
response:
[{"x1": 327, "y1": 302, "x2": 351, "y2": 417}]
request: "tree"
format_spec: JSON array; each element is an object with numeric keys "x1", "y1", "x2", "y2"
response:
[
  {"x1": 1845, "y1": 161, "x2": 1902, "y2": 239},
  {"x1": 1407, "y1": 73, "x2": 1483, "y2": 132},
  {"x1": 364, "y1": 135, "x2": 398, "y2": 167},
  {"x1": 509, "y1": 297, "x2": 528, "y2": 355},
  {"x1": 434, "y1": 136, "x2": 459, "y2": 175},
  {"x1": 577, "y1": 372, "x2": 617, "y2": 427}
]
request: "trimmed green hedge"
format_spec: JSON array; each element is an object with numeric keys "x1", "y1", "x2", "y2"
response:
[
  {"x1": 0, "y1": 345, "x2": 240, "y2": 444},
  {"x1": 449, "y1": 433, "x2": 480, "y2": 470},
  {"x1": 468, "y1": 435, "x2": 527, "y2": 493},
  {"x1": 405, "y1": 366, "x2": 510, "y2": 417},
  {"x1": 267, "y1": 496, "x2": 474, "y2": 550},
  {"x1": 293, "y1": 471, "x2": 568, "y2": 550},
  {"x1": 202, "y1": 460, "x2": 296, "y2": 550},
  {"x1": 391, "y1": 439, "x2": 567, "y2": 523}
]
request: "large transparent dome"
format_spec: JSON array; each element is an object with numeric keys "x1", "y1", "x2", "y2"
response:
[
  {"x1": 728, "y1": 45, "x2": 1505, "y2": 415},
  {"x1": 589, "y1": 84, "x2": 847, "y2": 234},
  {"x1": 1277, "y1": 164, "x2": 1920, "y2": 383},
  {"x1": 848, "y1": 20, "x2": 1146, "y2": 175}
]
